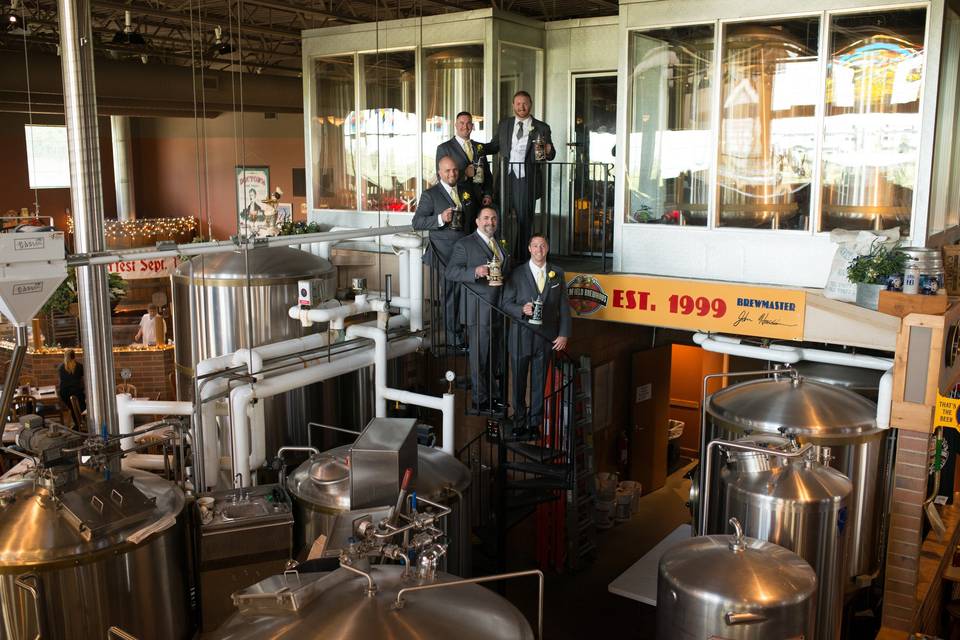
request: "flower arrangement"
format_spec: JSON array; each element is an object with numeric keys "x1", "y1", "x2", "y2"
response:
[{"x1": 846, "y1": 242, "x2": 908, "y2": 285}]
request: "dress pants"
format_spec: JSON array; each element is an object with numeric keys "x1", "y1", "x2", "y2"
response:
[
  {"x1": 512, "y1": 332, "x2": 550, "y2": 426},
  {"x1": 466, "y1": 312, "x2": 503, "y2": 409},
  {"x1": 507, "y1": 173, "x2": 534, "y2": 263}
]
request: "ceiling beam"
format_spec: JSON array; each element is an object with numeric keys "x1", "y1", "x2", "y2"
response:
[{"x1": 93, "y1": 0, "x2": 303, "y2": 39}]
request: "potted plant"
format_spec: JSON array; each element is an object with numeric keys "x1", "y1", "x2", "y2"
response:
[
  {"x1": 846, "y1": 243, "x2": 908, "y2": 310},
  {"x1": 41, "y1": 268, "x2": 129, "y2": 316}
]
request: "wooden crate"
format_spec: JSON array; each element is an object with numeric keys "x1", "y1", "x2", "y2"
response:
[{"x1": 878, "y1": 290, "x2": 949, "y2": 318}]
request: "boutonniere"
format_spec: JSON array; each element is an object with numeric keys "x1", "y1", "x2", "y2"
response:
[
  {"x1": 500, "y1": 238, "x2": 508, "y2": 249},
  {"x1": 461, "y1": 192, "x2": 470, "y2": 201},
  {"x1": 476, "y1": 143, "x2": 484, "y2": 153},
  {"x1": 548, "y1": 270, "x2": 556, "y2": 279}
]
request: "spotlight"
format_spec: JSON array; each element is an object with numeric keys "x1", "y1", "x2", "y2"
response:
[
  {"x1": 4, "y1": 0, "x2": 29, "y2": 35},
  {"x1": 112, "y1": 10, "x2": 146, "y2": 46},
  {"x1": 211, "y1": 26, "x2": 235, "y2": 56}
]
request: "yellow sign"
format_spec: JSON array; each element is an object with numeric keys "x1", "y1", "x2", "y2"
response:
[
  {"x1": 565, "y1": 272, "x2": 806, "y2": 340},
  {"x1": 935, "y1": 392, "x2": 960, "y2": 431}
]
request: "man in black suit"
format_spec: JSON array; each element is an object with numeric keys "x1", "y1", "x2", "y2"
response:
[
  {"x1": 446, "y1": 207, "x2": 511, "y2": 414},
  {"x1": 413, "y1": 155, "x2": 479, "y2": 349},
  {"x1": 483, "y1": 90, "x2": 556, "y2": 263},
  {"x1": 502, "y1": 234, "x2": 571, "y2": 432},
  {"x1": 435, "y1": 111, "x2": 493, "y2": 226}
]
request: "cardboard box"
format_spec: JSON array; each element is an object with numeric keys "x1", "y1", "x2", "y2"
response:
[{"x1": 943, "y1": 245, "x2": 960, "y2": 296}]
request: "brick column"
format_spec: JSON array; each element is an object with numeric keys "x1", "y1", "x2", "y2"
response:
[{"x1": 881, "y1": 428, "x2": 931, "y2": 631}]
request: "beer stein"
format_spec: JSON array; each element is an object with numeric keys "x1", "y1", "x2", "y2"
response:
[
  {"x1": 450, "y1": 206, "x2": 464, "y2": 232},
  {"x1": 473, "y1": 159, "x2": 484, "y2": 185},
  {"x1": 534, "y1": 133, "x2": 546, "y2": 161},
  {"x1": 529, "y1": 295, "x2": 544, "y2": 325},
  {"x1": 487, "y1": 255, "x2": 503, "y2": 287}
]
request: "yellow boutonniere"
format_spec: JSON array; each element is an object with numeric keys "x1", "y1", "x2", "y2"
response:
[
  {"x1": 477, "y1": 143, "x2": 484, "y2": 153},
  {"x1": 548, "y1": 270, "x2": 556, "y2": 279},
  {"x1": 500, "y1": 239, "x2": 508, "y2": 247},
  {"x1": 462, "y1": 192, "x2": 470, "y2": 201}
]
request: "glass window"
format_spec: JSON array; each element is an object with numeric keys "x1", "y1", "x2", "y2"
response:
[
  {"x1": 312, "y1": 56, "x2": 356, "y2": 210},
  {"x1": 820, "y1": 9, "x2": 927, "y2": 233},
  {"x1": 358, "y1": 50, "x2": 418, "y2": 212},
  {"x1": 499, "y1": 44, "x2": 542, "y2": 119},
  {"x1": 718, "y1": 18, "x2": 819, "y2": 230},
  {"x1": 24, "y1": 125, "x2": 70, "y2": 189},
  {"x1": 627, "y1": 25, "x2": 714, "y2": 225},
  {"x1": 422, "y1": 45, "x2": 484, "y2": 188}
]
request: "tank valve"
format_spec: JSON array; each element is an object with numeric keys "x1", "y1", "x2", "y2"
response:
[{"x1": 728, "y1": 517, "x2": 746, "y2": 552}]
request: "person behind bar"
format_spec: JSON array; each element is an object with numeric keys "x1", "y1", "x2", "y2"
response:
[
  {"x1": 413, "y1": 156, "x2": 477, "y2": 350},
  {"x1": 445, "y1": 206, "x2": 511, "y2": 414},
  {"x1": 134, "y1": 303, "x2": 161, "y2": 346},
  {"x1": 57, "y1": 349, "x2": 86, "y2": 414},
  {"x1": 502, "y1": 234, "x2": 570, "y2": 435},
  {"x1": 435, "y1": 111, "x2": 493, "y2": 223},
  {"x1": 483, "y1": 90, "x2": 556, "y2": 263}
]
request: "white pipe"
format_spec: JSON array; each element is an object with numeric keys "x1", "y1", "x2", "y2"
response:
[
  {"x1": 398, "y1": 249, "x2": 410, "y2": 320},
  {"x1": 408, "y1": 243, "x2": 424, "y2": 332},
  {"x1": 876, "y1": 368, "x2": 893, "y2": 429},
  {"x1": 692, "y1": 332, "x2": 801, "y2": 363},
  {"x1": 230, "y1": 335, "x2": 421, "y2": 485},
  {"x1": 116, "y1": 393, "x2": 193, "y2": 450},
  {"x1": 289, "y1": 296, "x2": 374, "y2": 328},
  {"x1": 384, "y1": 388, "x2": 457, "y2": 455},
  {"x1": 122, "y1": 453, "x2": 171, "y2": 470}
]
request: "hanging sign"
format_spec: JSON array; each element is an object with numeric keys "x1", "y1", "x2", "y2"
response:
[
  {"x1": 934, "y1": 392, "x2": 960, "y2": 431},
  {"x1": 108, "y1": 257, "x2": 180, "y2": 280},
  {"x1": 565, "y1": 272, "x2": 806, "y2": 340}
]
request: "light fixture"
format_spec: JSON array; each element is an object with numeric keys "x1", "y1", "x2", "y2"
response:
[
  {"x1": 112, "y1": 10, "x2": 146, "y2": 46},
  {"x1": 4, "y1": 0, "x2": 29, "y2": 35},
  {"x1": 211, "y1": 26, "x2": 235, "y2": 56}
]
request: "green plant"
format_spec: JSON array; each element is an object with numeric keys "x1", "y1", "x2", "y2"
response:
[
  {"x1": 279, "y1": 221, "x2": 323, "y2": 236},
  {"x1": 41, "y1": 269, "x2": 129, "y2": 316},
  {"x1": 846, "y1": 242, "x2": 908, "y2": 285}
]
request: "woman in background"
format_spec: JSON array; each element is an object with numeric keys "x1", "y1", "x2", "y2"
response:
[{"x1": 57, "y1": 349, "x2": 86, "y2": 416}]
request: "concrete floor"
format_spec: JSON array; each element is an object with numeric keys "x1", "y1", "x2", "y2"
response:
[{"x1": 505, "y1": 461, "x2": 694, "y2": 639}]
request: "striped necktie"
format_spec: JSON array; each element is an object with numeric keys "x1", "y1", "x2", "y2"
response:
[
  {"x1": 463, "y1": 139, "x2": 474, "y2": 162},
  {"x1": 487, "y1": 238, "x2": 499, "y2": 260},
  {"x1": 536, "y1": 269, "x2": 545, "y2": 293}
]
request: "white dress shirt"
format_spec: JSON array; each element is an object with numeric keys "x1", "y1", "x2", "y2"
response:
[{"x1": 509, "y1": 117, "x2": 533, "y2": 178}]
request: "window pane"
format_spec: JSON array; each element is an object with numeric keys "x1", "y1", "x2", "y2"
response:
[
  {"x1": 820, "y1": 9, "x2": 927, "y2": 233},
  {"x1": 312, "y1": 56, "x2": 356, "y2": 210},
  {"x1": 423, "y1": 46, "x2": 485, "y2": 188},
  {"x1": 718, "y1": 18, "x2": 819, "y2": 230},
  {"x1": 627, "y1": 25, "x2": 714, "y2": 225},
  {"x1": 499, "y1": 44, "x2": 542, "y2": 119},
  {"x1": 25, "y1": 125, "x2": 70, "y2": 189},
  {"x1": 359, "y1": 50, "x2": 418, "y2": 212}
]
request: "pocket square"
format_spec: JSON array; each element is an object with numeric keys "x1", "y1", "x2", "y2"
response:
[{"x1": 550, "y1": 283, "x2": 560, "y2": 289}]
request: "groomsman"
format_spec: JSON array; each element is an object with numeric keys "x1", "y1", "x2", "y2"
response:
[
  {"x1": 436, "y1": 111, "x2": 493, "y2": 232},
  {"x1": 502, "y1": 234, "x2": 570, "y2": 432}
]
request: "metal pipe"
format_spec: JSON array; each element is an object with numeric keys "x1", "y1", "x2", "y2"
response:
[
  {"x1": 110, "y1": 115, "x2": 136, "y2": 221},
  {"x1": 701, "y1": 439, "x2": 814, "y2": 536},
  {"x1": 339, "y1": 561, "x2": 377, "y2": 596},
  {"x1": 395, "y1": 569, "x2": 545, "y2": 640},
  {"x1": 58, "y1": 0, "x2": 118, "y2": 450},
  {"x1": 0, "y1": 325, "x2": 29, "y2": 428}
]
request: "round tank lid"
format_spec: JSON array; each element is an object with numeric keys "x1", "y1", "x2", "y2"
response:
[
  {"x1": 791, "y1": 361, "x2": 883, "y2": 395},
  {"x1": 173, "y1": 246, "x2": 334, "y2": 281},
  {"x1": 309, "y1": 455, "x2": 350, "y2": 485},
  {"x1": 706, "y1": 377, "x2": 878, "y2": 437},
  {"x1": 659, "y1": 533, "x2": 817, "y2": 604}
]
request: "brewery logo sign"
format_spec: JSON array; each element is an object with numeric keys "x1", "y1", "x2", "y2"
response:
[{"x1": 566, "y1": 274, "x2": 608, "y2": 315}]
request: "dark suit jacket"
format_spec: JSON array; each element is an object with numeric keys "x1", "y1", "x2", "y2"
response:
[
  {"x1": 413, "y1": 182, "x2": 478, "y2": 265},
  {"x1": 483, "y1": 116, "x2": 557, "y2": 199},
  {"x1": 502, "y1": 262, "x2": 571, "y2": 343},
  {"x1": 435, "y1": 137, "x2": 493, "y2": 200},
  {"x1": 445, "y1": 232, "x2": 512, "y2": 326}
]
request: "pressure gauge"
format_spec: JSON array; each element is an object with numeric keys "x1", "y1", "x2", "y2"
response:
[{"x1": 444, "y1": 370, "x2": 456, "y2": 383}]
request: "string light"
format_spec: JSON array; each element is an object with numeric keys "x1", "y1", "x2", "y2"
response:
[
  {"x1": 66, "y1": 217, "x2": 198, "y2": 241},
  {"x1": 0, "y1": 341, "x2": 174, "y2": 354}
]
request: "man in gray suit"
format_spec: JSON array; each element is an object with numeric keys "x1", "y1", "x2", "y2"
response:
[
  {"x1": 435, "y1": 111, "x2": 493, "y2": 223},
  {"x1": 483, "y1": 90, "x2": 556, "y2": 263},
  {"x1": 413, "y1": 155, "x2": 478, "y2": 350},
  {"x1": 446, "y1": 207, "x2": 511, "y2": 414},
  {"x1": 502, "y1": 234, "x2": 571, "y2": 432}
]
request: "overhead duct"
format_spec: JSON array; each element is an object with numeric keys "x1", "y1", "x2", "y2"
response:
[{"x1": 111, "y1": 115, "x2": 136, "y2": 221}]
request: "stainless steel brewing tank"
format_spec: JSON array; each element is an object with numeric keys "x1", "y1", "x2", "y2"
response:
[
  {"x1": 172, "y1": 247, "x2": 337, "y2": 460},
  {"x1": 725, "y1": 456, "x2": 851, "y2": 640},
  {"x1": 656, "y1": 526, "x2": 816, "y2": 640},
  {"x1": 705, "y1": 376, "x2": 883, "y2": 582},
  {"x1": 0, "y1": 469, "x2": 190, "y2": 640},
  {"x1": 287, "y1": 445, "x2": 472, "y2": 576},
  {"x1": 211, "y1": 565, "x2": 534, "y2": 639}
]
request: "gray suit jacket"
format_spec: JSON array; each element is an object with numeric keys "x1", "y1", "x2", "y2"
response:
[
  {"x1": 502, "y1": 262, "x2": 571, "y2": 342},
  {"x1": 445, "y1": 232, "x2": 512, "y2": 326},
  {"x1": 435, "y1": 137, "x2": 493, "y2": 199},
  {"x1": 413, "y1": 183, "x2": 473, "y2": 265}
]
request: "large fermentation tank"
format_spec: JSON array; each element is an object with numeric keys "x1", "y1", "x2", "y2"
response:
[
  {"x1": 172, "y1": 247, "x2": 337, "y2": 455},
  {"x1": 287, "y1": 445, "x2": 471, "y2": 576},
  {"x1": 704, "y1": 375, "x2": 884, "y2": 583},
  {"x1": 725, "y1": 454, "x2": 851, "y2": 640},
  {"x1": 424, "y1": 50, "x2": 483, "y2": 132},
  {"x1": 211, "y1": 565, "x2": 533, "y2": 639},
  {"x1": 656, "y1": 521, "x2": 816, "y2": 640},
  {"x1": 0, "y1": 469, "x2": 190, "y2": 640}
]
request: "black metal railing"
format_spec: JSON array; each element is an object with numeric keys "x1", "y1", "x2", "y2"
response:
[{"x1": 494, "y1": 159, "x2": 613, "y2": 270}]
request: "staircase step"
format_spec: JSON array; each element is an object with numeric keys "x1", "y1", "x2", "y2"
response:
[
  {"x1": 505, "y1": 441, "x2": 565, "y2": 462},
  {"x1": 506, "y1": 477, "x2": 569, "y2": 491},
  {"x1": 506, "y1": 490, "x2": 561, "y2": 511},
  {"x1": 505, "y1": 461, "x2": 571, "y2": 479}
]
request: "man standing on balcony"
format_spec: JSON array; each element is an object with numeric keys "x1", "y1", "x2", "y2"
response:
[
  {"x1": 446, "y1": 207, "x2": 511, "y2": 415},
  {"x1": 413, "y1": 155, "x2": 477, "y2": 351},
  {"x1": 483, "y1": 90, "x2": 556, "y2": 263},
  {"x1": 435, "y1": 111, "x2": 493, "y2": 228},
  {"x1": 502, "y1": 234, "x2": 570, "y2": 434}
]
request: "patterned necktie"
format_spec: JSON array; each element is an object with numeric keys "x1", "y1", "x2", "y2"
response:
[
  {"x1": 487, "y1": 238, "x2": 499, "y2": 260},
  {"x1": 463, "y1": 139, "x2": 474, "y2": 162},
  {"x1": 449, "y1": 187, "x2": 461, "y2": 208},
  {"x1": 516, "y1": 121, "x2": 523, "y2": 140},
  {"x1": 536, "y1": 269, "x2": 545, "y2": 293}
]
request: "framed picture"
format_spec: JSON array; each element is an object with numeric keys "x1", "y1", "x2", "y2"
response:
[
  {"x1": 236, "y1": 166, "x2": 270, "y2": 222},
  {"x1": 276, "y1": 203, "x2": 293, "y2": 224}
]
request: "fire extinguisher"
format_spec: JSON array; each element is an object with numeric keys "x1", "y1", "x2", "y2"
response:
[{"x1": 616, "y1": 429, "x2": 630, "y2": 477}]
